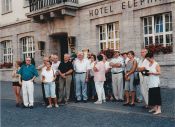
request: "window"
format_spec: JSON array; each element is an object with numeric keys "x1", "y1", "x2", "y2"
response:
[
  {"x1": 0, "y1": 40, "x2": 13, "y2": 63},
  {"x1": 1, "y1": 0, "x2": 12, "y2": 14},
  {"x1": 143, "y1": 12, "x2": 173, "y2": 47},
  {"x1": 20, "y1": 36, "x2": 35, "y2": 60},
  {"x1": 24, "y1": 0, "x2": 29, "y2": 7},
  {"x1": 99, "y1": 22, "x2": 120, "y2": 50}
]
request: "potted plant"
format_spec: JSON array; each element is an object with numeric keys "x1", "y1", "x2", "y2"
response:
[
  {"x1": 100, "y1": 48, "x2": 114, "y2": 59},
  {"x1": 0, "y1": 63, "x2": 4, "y2": 69},
  {"x1": 3, "y1": 62, "x2": 13, "y2": 68},
  {"x1": 145, "y1": 44, "x2": 173, "y2": 54}
]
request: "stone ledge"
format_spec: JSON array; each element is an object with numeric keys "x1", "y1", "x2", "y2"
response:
[{"x1": 0, "y1": 69, "x2": 13, "y2": 71}]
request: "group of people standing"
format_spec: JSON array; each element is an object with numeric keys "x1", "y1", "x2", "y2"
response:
[{"x1": 11, "y1": 48, "x2": 162, "y2": 115}]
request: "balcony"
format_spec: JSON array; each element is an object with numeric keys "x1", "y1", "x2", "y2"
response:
[{"x1": 27, "y1": 0, "x2": 79, "y2": 22}]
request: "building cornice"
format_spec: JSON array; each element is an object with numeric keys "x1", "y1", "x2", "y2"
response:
[
  {"x1": 0, "y1": 19, "x2": 31, "y2": 29},
  {"x1": 78, "y1": 0, "x2": 118, "y2": 9}
]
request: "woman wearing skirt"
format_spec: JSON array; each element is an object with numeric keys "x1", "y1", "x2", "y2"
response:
[
  {"x1": 145, "y1": 52, "x2": 162, "y2": 115},
  {"x1": 12, "y1": 61, "x2": 22, "y2": 107}
]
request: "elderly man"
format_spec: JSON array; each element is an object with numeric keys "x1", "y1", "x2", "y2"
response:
[
  {"x1": 110, "y1": 50, "x2": 124, "y2": 102},
  {"x1": 18, "y1": 57, "x2": 38, "y2": 108},
  {"x1": 74, "y1": 51, "x2": 90, "y2": 103},
  {"x1": 138, "y1": 48, "x2": 150, "y2": 108},
  {"x1": 58, "y1": 54, "x2": 73, "y2": 104},
  {"x1": 52, "y1": 55, "x2": 60, "y2": 71}
]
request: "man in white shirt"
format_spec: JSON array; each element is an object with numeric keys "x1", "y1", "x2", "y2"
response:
[
  {"x1": 74, "y1": 51, "x2": 90, "y2": 103},
  {"x1": 52, "y1": 55, "x2": 60, "y2": 71},
  {"x1": 110, "y1": 50, "x2": 124, "y2": 101},
  {"x1": 138, "y1": 48, "x2": 150, "y2": 107}
]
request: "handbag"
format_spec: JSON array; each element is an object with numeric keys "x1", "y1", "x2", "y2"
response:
[
  {"x1": 133, "y1": 72, "x2": 140, "y2": 85},
  {"x1": 141, "y1": 69, "x2": 149, "y2": 76}
]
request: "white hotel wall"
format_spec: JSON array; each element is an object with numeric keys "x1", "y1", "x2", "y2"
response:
[{"x1": 0, "y1": 0, "x2": 30, "y2": 26}]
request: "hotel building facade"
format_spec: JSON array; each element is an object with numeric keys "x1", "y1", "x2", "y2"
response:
[{"x1": 0, "y1": 0, "x2": 175, "y2": 88}]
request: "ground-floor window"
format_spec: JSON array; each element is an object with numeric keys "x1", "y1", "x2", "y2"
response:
[
  {"x1": 20, "y1": 36, "x2": 35, "y2": 60},
  {"x1": 143, "y1": 12, "x2": 173, "y2": 47},
  {"x1": 99, "y1": 22, "x2": 120, "y2": 50},
  {"x1": 0, "y1": 40, "x2": 13, "y2": 63}
]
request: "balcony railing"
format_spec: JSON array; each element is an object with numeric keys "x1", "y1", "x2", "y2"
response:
[{"x1": 29, "y1": 0, "x2": 78, "y2": 12}]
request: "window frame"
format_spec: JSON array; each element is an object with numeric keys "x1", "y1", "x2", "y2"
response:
[
  {"x1": 20, "y1": 36, "x2": 35, "y2": 60},
  {"x1": 99, "y1": 22, "x2": 120, "y2": 51},
  {"x1": 1, "y1": 0, "x2": 12, "y2": 14},
  {"x1": 143, "y1": 12, "x2": 173, "y2": 47},
  {"x1": 23, "y1": 0, "x2": 29, "y2": 8},
  {"x1": 1, "y1": 40, "x2": 13, "y2": 63}
]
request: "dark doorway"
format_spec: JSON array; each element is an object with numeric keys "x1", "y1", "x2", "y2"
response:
[
  {"x1": 51, "y1": 33, "x2": 68, "y2": 61},
  {"x1": 59, "y1": 34, "x2": 68, "y2": 61}
]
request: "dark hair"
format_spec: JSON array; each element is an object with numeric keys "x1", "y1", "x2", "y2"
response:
[
  {"x1": 97, "y1": 54, "x2": 103, "y2": 61},
  {"x1": 121, "y1": 52, "x2": 128, "y2": 56},
  {"x1": 47, "y1": 61, "x2": 52, "y2": 65},
  {"x1": 145, "y1": 52, "x2": 154, "y2": 58},
  {"x1": 127, "y1": 50, "x2": 135, "y2": 56},
  {"x1": 91, "y1": 54, "x2": 96, "y2": 61}
]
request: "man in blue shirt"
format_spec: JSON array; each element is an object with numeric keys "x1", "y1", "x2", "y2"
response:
[{"x1": 18, "y1": 57, "x2": 38, "y2": 108}]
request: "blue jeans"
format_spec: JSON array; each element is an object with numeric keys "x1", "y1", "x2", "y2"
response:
[
  {"x1": 44, "y1": 82, "x2": 56, "y2": 98},
  {"x1": 75, "y1": 73, "x2": 87, "y2": 101}
]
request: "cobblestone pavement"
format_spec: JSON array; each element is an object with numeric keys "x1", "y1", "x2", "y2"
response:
[{"x1": 1, "y1": 81, "x2": 175, "y2": 127}]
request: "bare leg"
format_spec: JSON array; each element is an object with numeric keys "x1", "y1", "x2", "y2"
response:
[
  {"x1": 131, "y1": 91, "x2": 135, "y2": 104},
  {"x1": 53, "y1": 98, "x2": 59, "y2": 107},
  {"x1": 13, "y1": 86, "x2": 18, "y2": 104},
  {"x1": 153, "y1": 105, "x2": 161, "y2": 115},
  {"x1": 48, "y1": 97, "x2": 52, "y2": 106},
  {"x1": 54, "y1": 98, "x2": 58, "y2": 105},
  {"x1": 16, "y1": 86, "x2": 22, "y2": 104},
  {"x1": 124, "y1": 91, "x2": 129, "y2": 104}
]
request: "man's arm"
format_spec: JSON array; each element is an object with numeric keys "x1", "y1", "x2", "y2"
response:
[
  {"x1": 65, "y1": 69, "x2": 73, "y2": 76},
  {"x1": 32, "y1": 66, "x2": 39, "y2": 81}
]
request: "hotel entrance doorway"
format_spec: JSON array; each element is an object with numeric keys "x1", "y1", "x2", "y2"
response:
[{"x1": 51, "y1": 33, "x2": 68, "y2": 61}]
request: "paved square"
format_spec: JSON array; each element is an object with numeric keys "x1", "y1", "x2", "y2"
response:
[{"x1": 1, "y1": 82, "x2": 175, "y2": 127}]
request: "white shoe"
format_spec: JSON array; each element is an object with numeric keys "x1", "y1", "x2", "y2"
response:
[
  {"x1": 55, "y1": 104, "x2": 59, "y2": 108},
  {"x1": 149, "y1": 108, "x2": 156, "y2": 113},
  {"x1": 153, "y1": 110, "x2": 161, "y2": 115},
  {"x1": 47, "y1": 105, "x2": 52, "y2": 108},
  {"x1": 94, "y1": 101, "x2": 102, "y2": 104}
]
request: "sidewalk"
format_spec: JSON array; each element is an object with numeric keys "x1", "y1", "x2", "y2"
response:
[{"x1": 1, "y1": 81, "x2": 175, "y2": 119}]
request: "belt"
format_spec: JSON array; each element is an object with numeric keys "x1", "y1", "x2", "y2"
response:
[
  {"x1": 75, "y1": 72, "x2": 86, "y2": 74},
  {"x1": 112, "y1": 71, "x2": 123, "y2": 74}
]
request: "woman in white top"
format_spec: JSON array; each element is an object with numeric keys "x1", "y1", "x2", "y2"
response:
[
  {"x1": 12, "y1": 61, "x2": 22, "y2": 107},
  {"x1": 145, "y1": 52, "x2": 161, "y2": 115},
  {"x1": 41, "y1": 61, "x2": 58, "y2": 108},
  {"x1": 38, "y1": 56, "x2": 49, "y2": 105}
]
